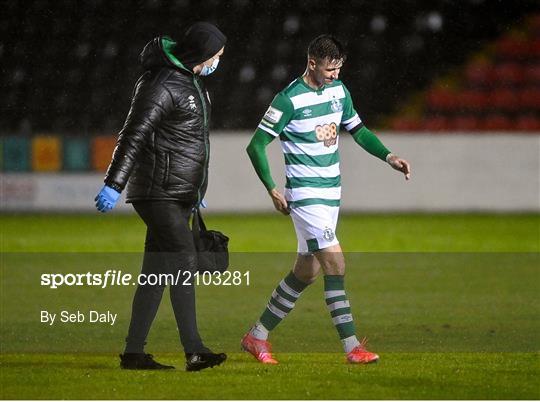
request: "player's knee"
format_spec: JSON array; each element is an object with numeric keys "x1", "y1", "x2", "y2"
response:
[
  {"x1": 320, "y1": 258, "x2": 345, "y2": 275},
  {"x1": 293, "y1": 271, "x2": 317, "y2": 285},
  {"x1": 317, "y1": 254, "x2": 345, "y2": 275},
  {"x1": 325, "y1": 263, "x2": 345, "y2": 275}
]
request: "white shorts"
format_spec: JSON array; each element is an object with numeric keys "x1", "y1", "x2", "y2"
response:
[{"x1": 290, "y1": 204, "x2": 340, "y2": 253}]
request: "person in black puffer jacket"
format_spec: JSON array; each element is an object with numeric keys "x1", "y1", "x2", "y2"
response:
[{"x1": 94, "y1": 22, "x2": 227, "y2": 372}]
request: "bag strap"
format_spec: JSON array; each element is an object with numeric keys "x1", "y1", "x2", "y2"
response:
[{"x1": 192, "y1": 207, "x2": 207, "y2": 244}]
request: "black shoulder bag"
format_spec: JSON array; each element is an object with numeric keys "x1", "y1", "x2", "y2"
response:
[{"x1": 192, "y1": 208, "x2": 229, "y2": 273}]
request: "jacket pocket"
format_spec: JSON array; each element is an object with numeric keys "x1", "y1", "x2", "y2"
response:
[{"x1": 162, "y1": 152, "x2": 170, "y2": 189}]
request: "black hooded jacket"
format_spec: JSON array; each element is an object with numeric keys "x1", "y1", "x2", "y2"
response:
[{"x1": 104, "y1": 35, "x2": 220, "y2": 205}]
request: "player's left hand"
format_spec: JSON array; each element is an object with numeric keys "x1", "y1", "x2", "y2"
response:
[{"x1": 386, "y1": 154, "x2": 411, "y2": 180}]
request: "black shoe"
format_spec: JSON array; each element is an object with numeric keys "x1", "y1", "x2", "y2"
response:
[
  {"x1": 185, "y1": 351, "x2": 227, "y2": 372},
  {"x1": 119, "y1": 353, "x2": 175, "y2": 370}
]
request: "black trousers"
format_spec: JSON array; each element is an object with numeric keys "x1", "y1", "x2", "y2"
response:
[{"x1": 124, "y1": 200, "x2": 207, "y2": 354}]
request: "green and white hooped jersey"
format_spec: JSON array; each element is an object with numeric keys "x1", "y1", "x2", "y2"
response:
[{"x1": 258, "y1": 78, "x2": 363, "y2": 208}]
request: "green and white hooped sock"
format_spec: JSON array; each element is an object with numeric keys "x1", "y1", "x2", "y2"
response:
[
  {"x1": 249, "y1": 320, "x2": 269, "y2": 340},
  {"x1": 324, "y1": 275, "x2": 361, "y2": 353},
  {"x1": 254, "y1": 271, "x2": 309, "y2": 338}
]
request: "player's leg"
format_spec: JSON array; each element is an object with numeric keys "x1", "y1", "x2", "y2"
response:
[
  {"x1": 252, "y1": 253, "x2": 320, "y2": 339},
  {"x1": 242, "y1": 204, "x2": 323, "y2": 363},
  {"x1": 315, "y1": 243, "x2": 379, "y2": 364},
  {"x1": 241, "y1": 254, "x2": 318, "y2": 363}
]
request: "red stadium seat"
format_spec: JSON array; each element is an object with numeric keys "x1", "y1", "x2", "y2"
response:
[
  {"x1": 518, "y1": 88, "x2": 540, "y2": 110},
  {"x1": 451, "y1": 116, "x2": 481, "y2": 131},
  {"x1": 524, "y1": 64, "x2": 540, "y2": 85},
  {"x1": 516, "y1": 115, "x2": 540, "y2": 131},
  {"x1": 492, "y1": 63, "x2": 524, "y2": 86},
  {"x1": 494, "y1": 36, "x2": 530, "y2": 60},
  {"x1": 530, "y1": 38, "x2": 540, "y2": 59},
  {"x1": 465, "y1": 62, "x2": 495, "y2": 87},
  {"x1": 390, "y1": 117, "x2": 422, "y2": 131},
  {"x1": 425, "y1": 89, "x2": 459, "y2": 112},
  {"x1": 421, "y1": 116, "x2": 451, "y2": 131},
  {"x1": 460, "y1": 89, "x2": 490, "y2": 112},
  {"x1": 481, "y1": 114, "x2": 513, "y2": 131},
  {"x1": 489, "y1": 88, "x2": 520, "y2": 111}
]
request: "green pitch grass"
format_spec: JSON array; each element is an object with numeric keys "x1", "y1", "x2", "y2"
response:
[
  {"x1": 1, "y1": 213, "x2": 539, "y2": 399},
  {"x1": 2, "y1": 212, "x2": 539, "y2": 252}
]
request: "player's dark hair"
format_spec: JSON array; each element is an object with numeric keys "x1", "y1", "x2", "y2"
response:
[{"x1": 307, "y1": 34, "x2": 347, "y2": 63}]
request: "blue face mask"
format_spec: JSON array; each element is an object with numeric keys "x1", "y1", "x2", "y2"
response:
[{"x1": 200, "y1": 58, "x2": 219, "y2": 76}]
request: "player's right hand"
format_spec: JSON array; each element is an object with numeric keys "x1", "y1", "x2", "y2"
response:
[{"x1": 269, "y1": 188, "x2": 290, "y2": 215}]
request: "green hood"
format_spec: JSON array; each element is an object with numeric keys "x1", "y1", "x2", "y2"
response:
[{"x1": 139, "y1": 36, "x2": 192, "y2": 74}]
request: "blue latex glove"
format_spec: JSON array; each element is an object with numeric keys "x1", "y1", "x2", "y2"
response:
[{"x1": 94, "y1": 185, "x2": 121, "y2": 213}]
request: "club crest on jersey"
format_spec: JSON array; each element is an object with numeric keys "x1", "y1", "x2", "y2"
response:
[
  {"x1": 315, "y1": 122, "x2": 338, "y2": 147},
  {"x1": 323, "y1": 227, "x2": 335, "y2": 242},
  {"x1": 330, "y1": 98, "x2": 343, "y2": 113}
]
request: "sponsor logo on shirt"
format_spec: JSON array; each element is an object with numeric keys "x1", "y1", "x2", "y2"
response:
[
  {"x1": 264, "y1": 106, "x2": 283, "y2": 124},
  {"x1": 315, "y1": 122, "x2": 338, "y2": 147}
]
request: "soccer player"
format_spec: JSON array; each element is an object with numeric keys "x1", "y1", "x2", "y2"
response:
[{"x1": 242, "y1": 35, "x2": 411, "y2": 364}]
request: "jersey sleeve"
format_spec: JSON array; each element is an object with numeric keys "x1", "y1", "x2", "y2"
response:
[
  {"x1": 257, "y1": 92, "x2": 294, "y2": 137},
  {"x1": 340, "y1": 85, "x2": 364, "y2": 134},
  {"x1": 246, "y1": 130, "x2": 277, "y2": 191}
]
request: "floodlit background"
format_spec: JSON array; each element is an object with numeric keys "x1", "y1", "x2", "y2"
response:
[{"x1": 0, "y1": 0, "x2": 538, "y2": 212}]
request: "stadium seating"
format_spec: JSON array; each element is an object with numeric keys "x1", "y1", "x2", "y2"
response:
[
  {"x1": 392, "y1": 12, "x2": 540, "y2": 132},
  {"x1": 1, "y1": 2, "x2": 538, "y2": 172},
  {"x1": 1, "y1": 0, "x2": 537, "y2": 134}
]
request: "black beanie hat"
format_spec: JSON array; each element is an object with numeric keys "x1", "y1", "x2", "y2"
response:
[{"x1": 174, "y1": 22, "x2": 227, "y2": 69}]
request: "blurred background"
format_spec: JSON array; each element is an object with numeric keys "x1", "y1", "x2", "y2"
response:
[{"x1": 1, "y1": 0, "x2": 539, "y2": 212}]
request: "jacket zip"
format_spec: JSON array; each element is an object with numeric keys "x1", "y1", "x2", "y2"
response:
[
  {"x1": 162, "y1": 151, "x2": 170, "y2": 189},
  {"x1": 192, "y1": 76, "x2": 209, "y2": 206}
]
